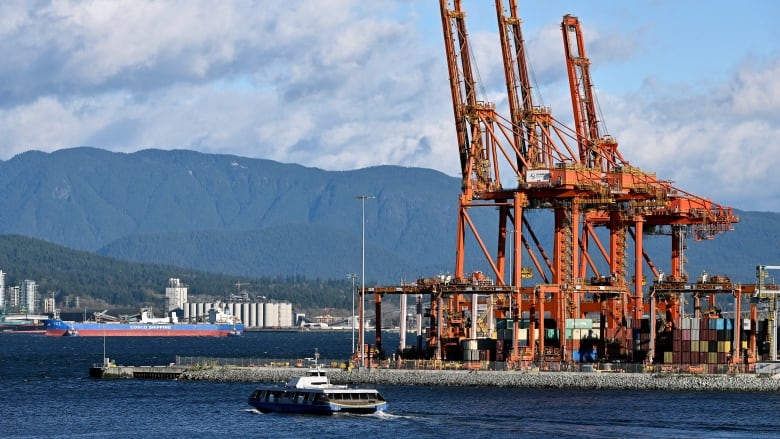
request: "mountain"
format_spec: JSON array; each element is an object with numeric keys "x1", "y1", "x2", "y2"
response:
[
  {"x1": 0, "y1": 147, "x2": 778, "y2": 286},
  {"x1": 0, "y1": 147, "x2": 462, "y2": 283}
]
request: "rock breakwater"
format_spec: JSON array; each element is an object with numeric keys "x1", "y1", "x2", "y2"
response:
[{"x1": 179, "y1": 366, "x2": 780, "y2": 392}]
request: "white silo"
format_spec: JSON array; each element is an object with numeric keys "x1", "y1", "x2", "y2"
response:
[
  {"x1": 248, "y1": 303, "x2": 256, "y2": 327},
  {"x1": 255, "y1": 302, "x2": 264, "y2": 328},
  {"x1": 278, "y1": 302, "x2": 293, "y2": 327},
  {"x1": 240, "y1": 303, "x2": 250, "y2": 327},
  {"x1": 264, "y1": 302, "x2": 280, "y2": 328}
]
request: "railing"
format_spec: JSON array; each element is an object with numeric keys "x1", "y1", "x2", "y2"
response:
[{"x1": 176, "y1": 356, "x2": 339, "y2": 368}]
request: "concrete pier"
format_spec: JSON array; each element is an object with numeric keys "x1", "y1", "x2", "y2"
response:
[{"x1": 178, "y1": 366, "x2": 780, "y2": 392}]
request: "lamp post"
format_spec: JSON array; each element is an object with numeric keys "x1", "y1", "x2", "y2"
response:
[
  {"x1": 356, "y1": 194, "x2": 375, "y2": 368},
  {"x1": 347, "y1": 273, "x2": 357, "y2": 354},
  {"x1": 507, "y1": 229, "x2": 514, "y2": 287},
  {"x1": 507, "y1": 229, "x2": 514, "y2": 318}
]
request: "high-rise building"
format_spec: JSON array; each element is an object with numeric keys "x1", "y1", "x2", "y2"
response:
[
  {"x1": 21, "y1": 280, "x2": 37, "y2": 313},
  {"x1": 165, "y1": 278, "x2": 188, "y2": 311},
  {"x1": 7, "y1": 286, "x2": 20, "y2": 309}
]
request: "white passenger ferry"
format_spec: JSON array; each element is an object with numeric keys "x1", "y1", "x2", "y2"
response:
[{"x1": 247, "y1": 352, "x2": 387, "y2": 415}]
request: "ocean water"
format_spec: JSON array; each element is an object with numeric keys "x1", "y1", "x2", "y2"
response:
[{"x1": 1, "y1": 331, "x2": 778, "y2": 438}]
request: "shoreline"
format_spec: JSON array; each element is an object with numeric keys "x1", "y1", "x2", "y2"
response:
[{"x1": 179, "y1": 366, "x2": 780, "y2": 392}]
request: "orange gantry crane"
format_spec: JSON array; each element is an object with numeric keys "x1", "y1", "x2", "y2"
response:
[{"x1": 359, "y1": 1, "x2": 738, "y2": 368}]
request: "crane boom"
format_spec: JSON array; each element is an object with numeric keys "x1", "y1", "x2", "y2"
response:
[
  {"x1": 440, "y1": 0, "x2": 480, "y2": 190},
  {"x1": 495, "y1": 0, "x2": 531, "y2": 168},
  {"x1": 562, "y1": 14, "x2": 600, "y2": 168}
]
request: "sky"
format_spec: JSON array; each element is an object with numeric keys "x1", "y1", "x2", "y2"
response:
[{"x1": 0, "y1": 0, "x2": 778, "y2": 211}]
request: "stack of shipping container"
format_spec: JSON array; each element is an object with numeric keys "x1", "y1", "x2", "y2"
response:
[{"x1": 657, "y1": 317, "x2": 735, "y2": 373}]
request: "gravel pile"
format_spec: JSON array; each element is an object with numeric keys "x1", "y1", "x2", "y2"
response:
[{"x1": 179, "y1": 366, "x2": 780, "y2": 392}]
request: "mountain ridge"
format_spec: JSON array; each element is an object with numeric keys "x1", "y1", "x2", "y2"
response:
[{"x1": 1, "y1": 147, "x2": 778, "y2": 286}]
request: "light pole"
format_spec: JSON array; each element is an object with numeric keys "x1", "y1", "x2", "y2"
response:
[
  {"x1": 356, "y1": 194, "x2": 375, "y2": 368},
  {"x1": 507, "y1": 229, "x2": 514, "y2": 319},
  {"x1": 507, "y1": 229, "x2": 514, "y2": 287},
  {"x1": 347, "y1": 273, "x2": 357, "y2": 354}
]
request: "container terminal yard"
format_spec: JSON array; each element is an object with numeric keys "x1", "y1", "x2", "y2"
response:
[{"x1": 346, "y1": 1, "x2": 779, "y2": 375}]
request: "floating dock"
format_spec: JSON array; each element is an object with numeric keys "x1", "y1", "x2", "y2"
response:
[{"x1": 89, "y1": 358, "x2": 187, "y2": 379}]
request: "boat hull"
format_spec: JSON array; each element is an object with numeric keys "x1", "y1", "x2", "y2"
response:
[
  {"x1": 43, "y1": 319, "x2": 244, "y2": 337},
  {"x1": 1, "y1": 323, "x2": 45, "y2": 333},
  {"x1": 1, "y1": 313, "x2": 50, "y2": 333},
  {"x1": 248, "y1": 399, "x2": 386, "y2": 415}
]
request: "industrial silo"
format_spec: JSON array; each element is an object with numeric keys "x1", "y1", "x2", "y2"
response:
[
  {"x1": 249, "y1": 303, "x2": 257, "y2": 327},
  {"x1": 240, "y1": 303, "x2": 250, "y2": 327},
  {"x1": 255, "y1": 302, "x2": 264, "y2": 328},
  {"x1": 278, "y1": 302, "x2": 293, "y2": 327},
  {"x1": 264, "y1": 302, "x2": 279, "y2": 328}
]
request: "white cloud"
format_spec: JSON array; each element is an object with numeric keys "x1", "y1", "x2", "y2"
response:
[
  {"x1": 730, "y1": 58, "x2": 780, "y2": 117},
  {"x1": 601, "y1": 58, "x2": 780, "y2": 211},
  {"x1": 0, "y1": 0, "x2": 778, "y2": 211}
]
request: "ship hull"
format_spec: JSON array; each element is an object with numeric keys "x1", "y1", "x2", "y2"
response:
[
  {"x1": 2, "y1": 323, "x2": 45, "y2": 333},
  {"x1": 249, "y1": 400, "x2": 386, "y2": 415},
  {"x1": 44, "y1": 319, "x2": 243, "y2": 337},
  {"x1": 1, "y1": 313, "x2": 50, "y2": 333}
]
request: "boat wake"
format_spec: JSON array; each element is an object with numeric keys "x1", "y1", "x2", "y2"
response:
[
  {"x1": 338, "y1": 410, "x2": 406, "y2": 420},
  {"x1": 372, "y1": 411, "x2": 404, "y2": 420}
]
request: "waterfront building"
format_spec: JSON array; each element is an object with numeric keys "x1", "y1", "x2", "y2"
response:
[
  {"x1": 21, "y1": 280, "x2": 37, "y2": 313},
  {"x1": 165, "y1": 278, "x2": 188, "y2": 311}
]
